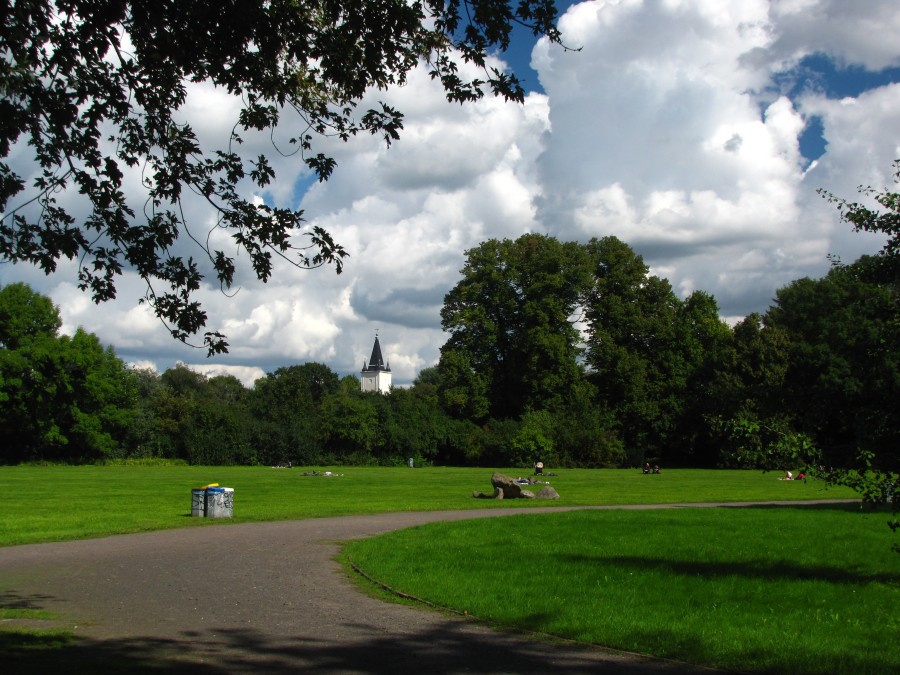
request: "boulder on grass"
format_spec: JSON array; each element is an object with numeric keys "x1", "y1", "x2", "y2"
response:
[
  {"x1": 491, "y1": 472, "x2": 524, "y2": 498},
  {"x1": 472, "y1": 473, "x2": 547, "y2": 499},
  {"x1": 535, "y1": 486, "x2": 560, "y2": 500}
]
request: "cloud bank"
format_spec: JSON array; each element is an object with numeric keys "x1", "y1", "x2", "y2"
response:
[{"x1": 2, "y1": 0, "x2": 898, "y2": 386}]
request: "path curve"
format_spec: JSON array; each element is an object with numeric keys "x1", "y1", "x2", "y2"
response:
[{"x1": 1, "y1": 500, "x2": 853, "y2": 674}]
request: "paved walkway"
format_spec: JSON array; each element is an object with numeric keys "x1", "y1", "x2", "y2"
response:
[{"x1": 1, "y1": 501, "x2": 853, "y2": 673}]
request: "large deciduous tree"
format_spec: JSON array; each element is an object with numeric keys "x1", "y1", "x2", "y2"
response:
[
  {"x1": 1, "y1": 1, "x2": 563, "y2": 353},
  {"x1": 439, "y1": 233, "x2": 592, "y2": 420},
  {"x1": 583, "y1": 236, "x2": 680, "y2": 462},
  {"x1": 582, "y1": 237, "x2": 733, "y2": 465},
  {"x1": 766, "y1": 267, "x2": 899, "y2": 468},
  {"x1": 665, "y1": 290, "x2": 735, "y2": 465},
  {"x1": 721, "y1": 164, "x2": 900, "y2": 546},
  {"x1": 0, "y1": 282, "x2": 136, "y2": 462}
]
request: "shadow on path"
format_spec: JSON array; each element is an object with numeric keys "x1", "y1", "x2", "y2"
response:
[{"x1": 5, "y1": 620, "x2": 703, "y2": 674}]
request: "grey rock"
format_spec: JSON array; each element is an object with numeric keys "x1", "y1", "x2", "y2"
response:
[
  {"x1": 491, "y1": 472, "x2": 523, "y2": 498},
  {"x1": 535, "y1": 486, "x2": 560, "y2": 500}
]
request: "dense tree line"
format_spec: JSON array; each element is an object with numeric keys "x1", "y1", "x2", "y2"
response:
[
  {"x1": 2, "y1": 227, "x2": 896, "y2": 475},
  {"x1": 0, "y1": 286, "x2": 473, "y2": 466},
  {"x1": 1, "y1": 166, "x2": 897, "y2": 493}
]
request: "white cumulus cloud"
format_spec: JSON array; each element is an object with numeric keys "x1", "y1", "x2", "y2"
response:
[{"x1": 2, "y1": 0, "x2": 898, "y2": 383}]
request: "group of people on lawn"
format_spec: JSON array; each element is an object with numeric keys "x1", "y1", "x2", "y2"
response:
[{"x1": 524, "y1": 459, "x2": 805, "y2": 480}]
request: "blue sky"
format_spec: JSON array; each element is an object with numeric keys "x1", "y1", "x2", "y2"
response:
[
  {"x1": 2, "y1": 1, "x2": 899, "y2": 387},
  {"x1": 779, "y1": 54, "x2": 900, "y2": 162}
]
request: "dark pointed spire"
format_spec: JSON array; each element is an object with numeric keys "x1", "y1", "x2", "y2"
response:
[{"x1": 363, "y1": 333, "x2": 390, "y2": 372}]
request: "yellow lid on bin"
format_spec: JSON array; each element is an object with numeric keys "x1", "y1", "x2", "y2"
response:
[{"x1": 201, "y1": 483, "x2": 219, "y2": 489}]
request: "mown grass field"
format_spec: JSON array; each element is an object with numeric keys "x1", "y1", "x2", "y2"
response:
[
  {"x1": 2, "y1": 465, "x2": 894, "y2": 674},
  {"x1": 343, "y1": 504, "x2": 899, "y2": 674},
  {"x1": 0, "y1": 464, "x2": 855, "y2": 546}
]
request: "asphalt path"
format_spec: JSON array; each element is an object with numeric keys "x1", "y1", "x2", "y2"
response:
[{"x1": 1, "y1": 501, "x2": 854, "y2": 674}]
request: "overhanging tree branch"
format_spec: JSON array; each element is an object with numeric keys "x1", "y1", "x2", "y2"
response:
[{"x1": 1, "y1": 1, "x2": 564, "y2": 354}]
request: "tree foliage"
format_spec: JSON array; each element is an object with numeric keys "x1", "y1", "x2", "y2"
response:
[
  {"x1": 817, "y1": 166, "x2": 899, "y2": 533},
  {"x1": 766, "y1": 267, "x2": 899, "y2": 467},
  {"x1": 0, "y1": 282, "x2": 136, "y2": 461},
  {"x1": 435, "y1": 234, "x2": 741, "y2": 468},
  {"x1": 582, "y1": 237, "x2": 733, "y2": 465},
  {"x1": 819, "y1": 159, "x2": 900, "y2": 284},
  {"x1": 716, "y1": 163, "x2": 900, "y2": 544},
  {"x1": 440, "y1": 233, "x2": 591, "y2": 420},
  {"x1": 1, "y1": 0, "x2": 563, "y2": 354},
  {"x1": 583, "y1": 237, "x2": 681, "y2": 458}
]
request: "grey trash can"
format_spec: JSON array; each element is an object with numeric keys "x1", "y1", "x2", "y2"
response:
[
  {"x1": 190, "y1": 488, "x2": 206, "y2": 517},
  {"x1": 223, "y1": 487, "x2": 234, "y2": 515},
  {"x1": 205, "y1": 486, "x2": 234, "y2": 519}
]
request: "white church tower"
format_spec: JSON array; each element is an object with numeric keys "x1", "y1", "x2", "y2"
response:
[{"x1": 360, "y1": 333, "x2": 392, "y2": 394}]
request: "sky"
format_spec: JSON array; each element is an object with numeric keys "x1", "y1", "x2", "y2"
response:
[{"x1": 2, "y1": 0, "x2": 900, "y2": 387}]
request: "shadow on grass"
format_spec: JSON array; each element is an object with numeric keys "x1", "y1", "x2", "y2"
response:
[
  {"x1": 601, "y1": 624, "x2": 895, "y2": 675},
  {"x1": 563, "y1": 503, "x2": 898, "y2": 586},
  {"x1": 720, "y1": 502, "x2": 874, "y2": 513},
  {"x1": 564, "y1": 553, "x2": 899, "y2": 586}
]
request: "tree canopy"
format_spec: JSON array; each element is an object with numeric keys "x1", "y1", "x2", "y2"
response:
[
  {"x1": 439, "y1": 233, "x2": 591, "y2": 420},
  {"x1": 436, "y1": 233, "x2": 735, "y2": 467},
  {"x1": 0, "y1": 282, "x2": 136, "y2": 461},
  {"x1": 0, "y1": 1, "x2": 563, "y2": 354}
]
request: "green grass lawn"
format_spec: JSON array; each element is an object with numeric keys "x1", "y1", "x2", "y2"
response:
[
  {"x1": 343, "y1": 505, "x2": 900, "y2": 675},
  {"x1": 2, "y1": 464, "x2": 888, "y2": 674},
  {"x1": 0, "y1": 464, "x2": 855, "y2": 546}
]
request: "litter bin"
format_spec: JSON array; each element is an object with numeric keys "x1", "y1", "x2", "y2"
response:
[
  {"x1": 190, "y1": 488, "x2": 206, "y2": 517},
  {"x1": 205, "y1": 486, "x2": 234, "y2": 519}
]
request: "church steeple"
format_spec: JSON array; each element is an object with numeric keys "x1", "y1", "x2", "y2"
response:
[
  {"x1": 363, "y1": 334, "x2": 390, "y2": 372},
  {"x1": 360, "y1": 332, "x2": 392, "y2": 393}
]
